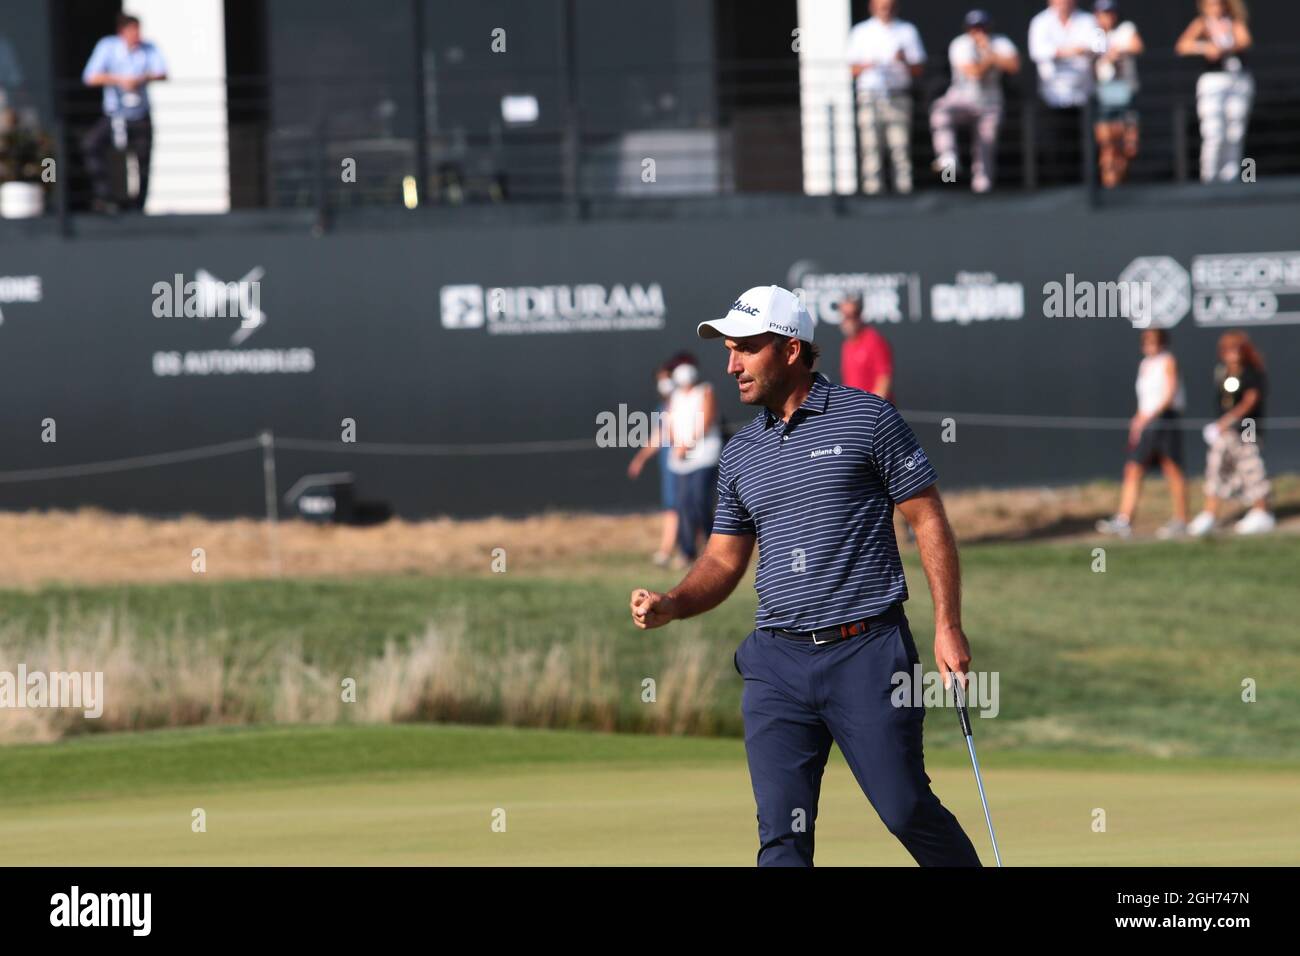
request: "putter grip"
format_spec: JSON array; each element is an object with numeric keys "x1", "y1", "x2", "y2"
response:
[{"x1": 953, "y1": 679, "x2": 973, "y2": 737}]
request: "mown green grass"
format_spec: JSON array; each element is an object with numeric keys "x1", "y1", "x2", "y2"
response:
[
  {"x1": 0, "y1": 724, "x2": 1296, "y2": 865},
  {"x1": 1, "y1": 534, "x2": 1297, "y2": 759}
]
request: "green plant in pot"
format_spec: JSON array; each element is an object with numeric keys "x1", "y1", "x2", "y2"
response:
[{"x1": 0, "y1": 109, "x2": 54, "y2": 218}]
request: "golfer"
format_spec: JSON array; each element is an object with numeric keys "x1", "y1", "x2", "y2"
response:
[{"x1": 630, "y1": 285, "x2": 981, "y2": 866}]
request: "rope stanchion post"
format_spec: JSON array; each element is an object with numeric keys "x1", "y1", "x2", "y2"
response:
[{"x1": 259, "y1": 430, "x2": 282, "y2": 578}]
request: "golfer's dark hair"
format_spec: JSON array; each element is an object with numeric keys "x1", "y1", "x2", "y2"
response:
[
  {"x1": 117, "y1": 13, "x2": 141, "y2": 30},
  {"x1": 774, "y1": 334, "x2": 820, "y2": 369}
]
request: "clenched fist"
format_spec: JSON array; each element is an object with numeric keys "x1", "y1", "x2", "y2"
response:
[{"x1": 629, "y1": 588, "x2": 677, "y2": 629}]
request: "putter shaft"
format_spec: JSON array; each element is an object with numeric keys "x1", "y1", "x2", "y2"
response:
[{"x1": 953, "y1": 678, "x2": 1003, "y2": 867}]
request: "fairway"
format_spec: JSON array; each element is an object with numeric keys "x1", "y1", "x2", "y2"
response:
[
  {"x1": 1, "y1": 724, "x2": 1296, "y2": 866},
  {"x1": 2, "y1": 529, "x2": 1297, "y2": 866}
]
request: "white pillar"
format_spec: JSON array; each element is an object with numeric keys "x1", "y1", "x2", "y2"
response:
[
  {"x1": 133, "y1": 0, "x2": 230, "y2": 214},
  {"x1": 796, "y1": 0, "x2": 856, "y2": 195}
]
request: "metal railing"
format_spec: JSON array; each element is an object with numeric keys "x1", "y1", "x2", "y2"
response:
[{"x1": 9, "y1": 44, "x2": 1300, "y2": 223}]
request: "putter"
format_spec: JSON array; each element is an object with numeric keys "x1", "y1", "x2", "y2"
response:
[{"x1": 951, "y1": 675, "x2": 1003, "y2": 867}]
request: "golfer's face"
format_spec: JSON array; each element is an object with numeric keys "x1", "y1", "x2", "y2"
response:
[{"x1": 724, "y1": 333, "x2": 784, "y2": 406}]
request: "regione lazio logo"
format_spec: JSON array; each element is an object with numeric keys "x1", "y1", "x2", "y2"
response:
[
  {"x1": 0, "y1": 275, "x2": 42, "y2": 327},
  {"x1": 1118, "y1": 252, "x2": 1300, "y2": 328},
  {"x1": 1118, "y1": 256, "x2": 1190, "y2": 329},
  {"x1": 439, "y1": 282, "x2": 665, "y2": 335}
]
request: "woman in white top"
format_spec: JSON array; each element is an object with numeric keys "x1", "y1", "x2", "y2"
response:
[
  {"x1": 666, "y1": 357, "x2": 721, "y2": 563},
  {"x1": 1097, "y1": 328, "x2": 1190, "y2": 537},
  {"x1": 627, "y1": 362, "x2": 681, "y2": 566},
  {"x1": 1176, "y1": 0, "x2": 1253, "y2": 183}
]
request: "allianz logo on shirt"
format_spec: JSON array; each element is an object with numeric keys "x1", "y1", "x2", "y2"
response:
[{"x1": 810, "y1": 445, "x2": 843, "y2": 459}]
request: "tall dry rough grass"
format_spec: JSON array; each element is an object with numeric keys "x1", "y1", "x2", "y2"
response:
[{"x1": 0, "y1": 613, "x2": 731, "y2": 743}]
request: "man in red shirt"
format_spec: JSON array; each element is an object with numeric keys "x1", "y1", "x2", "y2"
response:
[{"x1": 838, "y1": 295, "x2": 895, "y2": 401}]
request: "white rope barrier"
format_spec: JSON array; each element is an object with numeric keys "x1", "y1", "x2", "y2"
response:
[
  {"x1": 0, "y1": 437, "x2": 263, "y2": 483},
  {"x1": 1, "y1": 411, "x2": 1294, "y2": 485}
]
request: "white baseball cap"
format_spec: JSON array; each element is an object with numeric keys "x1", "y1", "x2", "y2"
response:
[{"x1": 696, "y1": 285, "x2": 815, "y2": 343}]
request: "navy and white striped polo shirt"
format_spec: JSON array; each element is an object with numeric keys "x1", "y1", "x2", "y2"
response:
[{"x1": 713, "y1": 371, "x2": 938, "y2": 632}]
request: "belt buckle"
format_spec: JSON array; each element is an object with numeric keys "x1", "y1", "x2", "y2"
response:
[{"x1": 813, "y1": 628, "x2": 834, "y2": 646}]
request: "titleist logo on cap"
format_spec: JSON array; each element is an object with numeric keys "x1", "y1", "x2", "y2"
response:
[{"x1": 731, "y1": 299, "x2": 761, "y2": 315}]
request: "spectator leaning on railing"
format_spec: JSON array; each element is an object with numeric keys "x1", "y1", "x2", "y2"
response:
[
  {"x1": 1176, "y1": 0, "x2": 1253, "y2": 184},
  {"x1": 929, "y1": 9, "x2": 1020, "y2": 194},
  {"x1": 1028, "y1": 0, "x2": 1098, "y2": 186},
  {"x1": 80, "y1": 13, "x2": 167, "y2": 212},
  {"x1": 847, "y1": 0, "x2": 926, "y2": 196},
  {"x1": 1091, "y1": 0, "x2": 1144, "y2": 189}
]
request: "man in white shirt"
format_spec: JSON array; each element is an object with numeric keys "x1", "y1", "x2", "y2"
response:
[
  {"x1": 929, "y1": 10, "x2": 1020, "y2": 193},
  {"x1": 847, "y1": 0, "x2": 926, "y2": 195},
  {"x1": 1027, "y1": 0, "x2": 1098, "y2": 185}
]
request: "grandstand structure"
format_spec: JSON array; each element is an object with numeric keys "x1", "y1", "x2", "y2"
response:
[{"x1": 1, "y1": 0, "x2": 1297, "y2": 518}]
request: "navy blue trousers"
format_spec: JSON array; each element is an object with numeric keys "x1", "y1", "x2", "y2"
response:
[
  {"x1": 734, "y1": 604, "x2": 982, "y2": 866},
  {"x1": 674, "y1": 465, "x2": 716, "y2": 560}
]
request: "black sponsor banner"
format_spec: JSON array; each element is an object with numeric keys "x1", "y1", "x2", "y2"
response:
[{"x1": 1, "y1": 200, "x2": 1297, "y2": 518}]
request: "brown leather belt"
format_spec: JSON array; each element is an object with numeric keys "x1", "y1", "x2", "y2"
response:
[{"x1": 771, "y1": 617, "x2": 873, "y2": 645}]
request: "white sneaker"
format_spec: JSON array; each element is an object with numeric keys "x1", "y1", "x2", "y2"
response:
[
  {"x1": 1095, "y1": 514, "x2": 1132, "y2": 537},
  {"x1": 1234, "y1": 510, "x2": 1276, "y2": 535},
  {"x1": 1187, "y1": 511, "x2": 1217, "y2": 537},
  {"x1": 1155, "y1": 520, "x2": 1187, "y2": 540}
]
